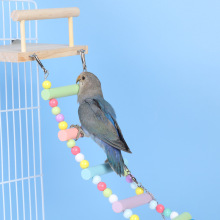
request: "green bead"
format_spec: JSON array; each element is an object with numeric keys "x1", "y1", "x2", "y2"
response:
[
  {"x1": 124, "y1": 169, "x2": 129, "y2": 176},
  {"x1": 52, "y1": 107, "x2": 61, "y2": 115},
  {"x1": 67, "y1": 139, "x2": 76, "y2": 148},
  {"x1": 103, "y1": 188, "x2": 112, "y2": 197},
  {"x1": 163, "y1": 208, "x2": 172, "y2": 217}
]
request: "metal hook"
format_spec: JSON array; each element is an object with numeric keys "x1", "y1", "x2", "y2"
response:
[
  {"x1": 79, "y1": 49, "x2": 87, "y2": 72},
  {"x1": 30, "y1": 53, "x2": 49, "y2": 80}
]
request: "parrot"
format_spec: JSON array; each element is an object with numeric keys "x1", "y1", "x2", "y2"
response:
[{"x1": 74, "y1": 72, "x2": 132, "y2": 176}]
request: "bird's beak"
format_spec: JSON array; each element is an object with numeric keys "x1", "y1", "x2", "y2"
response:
[{"x1": 76, "y1": 75, "x2": 81, "y2": 84}]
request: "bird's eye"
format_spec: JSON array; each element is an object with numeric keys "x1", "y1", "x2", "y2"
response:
[{"x1": 82, "y1": 76, "x2": 85, "y2": 80}]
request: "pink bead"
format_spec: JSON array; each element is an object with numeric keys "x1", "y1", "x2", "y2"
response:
[
  {"x1": 156, "y1": 204, "x2": 165, "y2": 213},
  {"x1": 126, "y1": 175, "x2": 133, "y2": 183},
  {"x1": 49, "y1": 99, "x2": 58, "y2": 107},
  {"x1": 56, "y1": 114, "x2": 64, "y2": 122},
  {"x1": 97, "y1": 182, "x2": 107, "y2": 191},
  {"x1": 71, "y1": 146, "x2": 80, "y2": 155}
]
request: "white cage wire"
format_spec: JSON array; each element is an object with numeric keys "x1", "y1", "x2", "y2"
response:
[{"x1": 0, "y1": 1, "x2": 45, "y2": 220}]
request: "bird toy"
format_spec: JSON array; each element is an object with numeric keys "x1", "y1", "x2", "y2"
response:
[{"x1": 31, "y1": 51, "x2": 194, "y2": 220}]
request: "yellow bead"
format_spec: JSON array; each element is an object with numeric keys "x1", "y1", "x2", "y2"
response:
[
  {"x1": 130, "y1": 214, "x2": 139, "y2": 220},
  {"x1": 80, "y1": 160, "x2": 89, "y2": 169},
  {"x1": 42, "y1": 80, "x2": 51, "y2": 89},
  {"x1": 58, "y1": 121, "x2": 68, "y2": 130},
  {"x1": 135, "y1": 187, "x2": 144, "y2": 195}
]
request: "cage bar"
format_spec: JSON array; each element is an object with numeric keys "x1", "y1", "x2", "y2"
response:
[{"x1": 0, "y1": 1, "x2": 45, "y2": 220}]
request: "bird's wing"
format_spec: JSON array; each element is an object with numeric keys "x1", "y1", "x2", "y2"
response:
[{"x1": 79, "y1": 98, "x2": 131, "y2": 153}]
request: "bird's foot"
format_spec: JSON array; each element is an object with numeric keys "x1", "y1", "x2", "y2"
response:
[
  {"x1": 70, "y1": 124, "x2": 85, "y2": 140},
  {"x1": 104, "y1": 159, "x2": 109, "y2": 164}
]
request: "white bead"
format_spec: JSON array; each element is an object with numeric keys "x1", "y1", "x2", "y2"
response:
[
  {"x1": 170, "y1": 212, "x2": 179, "y2": 219},
  {"x1": 130, "y1": 182, "x2": 138, "y2": 189},
  {"x1": 109, "y1": 194, "x2": 118, "y2": 203},
  {"x1": 123, "y1": 209, "x2": 133, "y2": 219},
  {"x1": 149, "y1": 200, "x2": 157, "y2": 209},
  {"x1": 75, "y1": 153, "x2": 85, "y2": 162},
  {"x1": 92, "y1": 175, "x2": 101, "y2": 184}
]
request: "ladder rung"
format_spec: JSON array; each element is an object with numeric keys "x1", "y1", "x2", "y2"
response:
[
  {"x1": 112, "y1": 193, "x2": 152, "y2": 213},
  {"x1": 81, "y1": 159, "x2": 128, "y2": 180},
  {"x1": 173, "y1": 212, "x2": 192, "y2": 220},
  {"x1": 41, "y1": 84, "x2": 79, "y2": 100},
  {"x1": 58, "y1": 128, "x2": 81, "y2": 141}
]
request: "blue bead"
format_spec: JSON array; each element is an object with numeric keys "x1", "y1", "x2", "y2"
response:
[
  {"x1": 149, "y1": 200, "x2": 157, "y2": 209},
  {"x1": 81, "y1": 169, "x2": 91, "y2": 180},
  {"x1": 92, "y1": 175, "x2": 101, "y2": 184},
  {"x1": 130, "y1": 182, "x2": 138, "y2": 189},
  {"x1": 123, "y1": 209, "x2": 133, "y2": 219},
  {"x1": 163, "y1": 208, "x2": 172, "y2": 217}
]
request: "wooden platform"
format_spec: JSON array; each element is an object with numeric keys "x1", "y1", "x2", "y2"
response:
[{"x1": 0, "y1": 43, "x2": 88, "y2": 62}]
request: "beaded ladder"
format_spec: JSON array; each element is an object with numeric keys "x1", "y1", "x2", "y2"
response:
[{"x1": 31, "y1": 53, "x2": 193, "y2": 220}]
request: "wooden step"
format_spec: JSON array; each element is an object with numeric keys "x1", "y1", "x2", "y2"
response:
[
  {"x1": 41, "y1": 84, "x2": 79, "y2": 100},
  {"x1": 112, "y1": 193, "x2": 152, "y2": 213},
  {"x1": 173, "y1": 212, "x2": 192, "y2": 220},
  {"x1": 81, "y1": 159, "x2": 128, "y2": 180},
  {"x1": 0, "y1": 43, "x2": 88, "y2": 62}
]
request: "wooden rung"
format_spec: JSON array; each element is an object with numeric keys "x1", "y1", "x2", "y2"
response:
[
  {"x1": 41, "y1": 84, "x2": 79, "y2": 100},
  {"x1": 58, "y1": 128, "x2": 82, "y2": 142},
  {"x1": 11, "y1": 7, "x2": 80, "y2": 21},
  {"x1": 0, "y1": 43, "x2": 88, "y2": 62},
  {"x1": 81, "y1": 159, "x2": 128, "y2": 180},
  {"x1": 81, "y1": 163, "x2": 115, "y2": 180},
  {"x1": 112, "y1": 193, "x2": 152, "y2": 213},
  {"x1": 173, "y1": 212, "x2": 192, "y2": 220},
  {"x1": 68, "y1": 17, "x2": 74, "y2": 47},
  {"x1": 20, "y1": 20, "x2": 26, "y2": 52}
]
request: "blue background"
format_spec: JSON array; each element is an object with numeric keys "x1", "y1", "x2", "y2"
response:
[{"x1": 37, "y1": 1, "x2": 220, "y2": 220}]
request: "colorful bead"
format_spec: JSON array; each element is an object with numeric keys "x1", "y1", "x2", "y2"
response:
[
  {"x1": 130, "y1": 214, "x2": 139, "y2": 220},
  {"x1": 75, "y1": 153, "x2": 85, "y2": 162},
  {"x1": 109, "y1": 194, "x2": 118, "y2": 203},
  {"x1": 130, "y1": 182, "x2": 138, "y2": 189},
  {"x1": 156, "y1": 204, "x2": 165, "y2": 213},
  {"x1": 135, "y1": 187, "x2": 144, "y2": 195},
  {"x1": 124, "y1": 169, "x2": 129, "y2": 176},
  {"x1": 42, "y1": 80, "x2": 51, "y2": 89},
  {"x1": 97, "y1": 182, "x2": 107, "y2": 191},
  {"x1": 52, "y1": 107, "x2": 61, "y2": 115},
  {"x1": 49, "y1": 99, "x2": 58, "y2": 107},
  {"x1": 58, "y1": 121, "x2": 68, "y2": 130},
  {"x1": 67, "y1": 139, "x2": 76, "y2": 148},
  {"x1": 92, "y1": 175, "x2": 101, "y2": 184},
  {"x1": 80, "y1": 160, "x2": 89, "y2": 169},
  {"x1": 126, "y1": 175, "x2": 133, "y2": 183},
  {"x1": 149, "y1": 200, "x2": 157, "y2": 209},
  {"x1": 163, "y1": 208, "x2": 172, "y2": 217},
  {"x1": 71, "y1": 146, "x2": 80, "y2": 155},
  {"x1": 56, "y1": 113, "x2": 64, "y2": 122},
  {"x1": 170, "y1": 212, "x2": 179, "y2": 219},
  {"x1": 103, "y1": 188, "x2": 112, "y2": 197},
  {"x1": 123, "y1": 209, "x2": 133, "y2": 219}
]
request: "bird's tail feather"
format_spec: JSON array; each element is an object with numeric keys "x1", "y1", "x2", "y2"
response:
[{"x1": 105, "y1": 144, "x2": 125, "y2": 176}]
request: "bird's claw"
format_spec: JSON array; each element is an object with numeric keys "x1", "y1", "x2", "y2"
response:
[{"x1": 70, "y1": 124, "x2": 85, "y2": 140}]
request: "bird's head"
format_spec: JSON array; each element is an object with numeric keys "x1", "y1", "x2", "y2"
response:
[{"x1": 76, "y1": 72, "x2": 103, "y2": 103}]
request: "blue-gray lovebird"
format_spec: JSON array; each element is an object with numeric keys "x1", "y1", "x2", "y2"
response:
[{"x1": 75, "y1": 72, "x2": 132, "y2": 176}]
